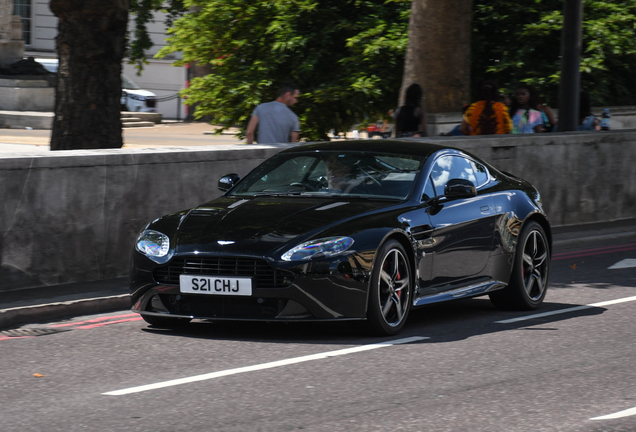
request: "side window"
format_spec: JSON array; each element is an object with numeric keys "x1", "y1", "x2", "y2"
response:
[
  {"x1": 470, "y1": 160, "x2": 489, "y2": 187},
  {"x1": 430, "y1": 156, "x2": 477, "y2": 196}
]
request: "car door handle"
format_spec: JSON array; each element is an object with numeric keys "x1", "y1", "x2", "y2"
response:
[{"x1": 480, "y1": 205, "x2": 492, "y2": 213}]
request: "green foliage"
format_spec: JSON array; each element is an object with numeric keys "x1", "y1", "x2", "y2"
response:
[
  {"x1": 156, "y1": 0, "x2": 410, "y2": 141},
  {"x1": 472, "y1": 0, "x2": 636, "y2": 107}
]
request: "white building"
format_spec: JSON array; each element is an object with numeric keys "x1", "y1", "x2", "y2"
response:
[{"x1": 16, "y1": 0, "x2": 188, "y2": 119}]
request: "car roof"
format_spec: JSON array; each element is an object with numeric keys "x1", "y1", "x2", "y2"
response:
[{"x1": 281, "y1": 140, "x2": 454, "y2": 159}]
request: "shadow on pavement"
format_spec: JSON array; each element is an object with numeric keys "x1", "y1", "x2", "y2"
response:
[{"x1": 138, "y1": 297, "x2": 607, "y2": 346}]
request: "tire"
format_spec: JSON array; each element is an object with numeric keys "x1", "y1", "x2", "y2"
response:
[
  {"x1": 141, "y1": 314, "x2": 191, "y2": 328},
  {"x1": 367, "y1": 240, "x2": 412, "y2": 335},
  {"x1": 489, "y1": 221, "x2": 550, "y2": 310}
]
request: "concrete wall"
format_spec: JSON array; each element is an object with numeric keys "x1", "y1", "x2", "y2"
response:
[
  {"x1": 426, "y1": 106, "x2": 636, "y2": 136},
  {"x1": 0, "y1": 77, "x2": 54, "y2": 111},
  {"x1": 428, "y1": 131, "x2": 636, "y2": 227},
  {"x1": 1, "y1": 132, "x2": 635, "y2": 293},
  {"x1": 0, "y1": 145, "x2": 292, "y2": 293},
  {"x1": 0, "y1": 110, "x2": 53, "y2": 129}
]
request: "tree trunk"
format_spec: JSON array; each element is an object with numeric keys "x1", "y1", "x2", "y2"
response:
[
  {"x1": 401, "y1": 0, "x2": 473, "y2": 113},
  {"x1": 49, "y1": 0, "x2": 128, "y2": 150}
]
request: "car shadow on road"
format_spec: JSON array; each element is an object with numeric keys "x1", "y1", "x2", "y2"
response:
[
  {"x1": 140, "y1": 297, "x2": 607, "y2": 345},
  {"x1": 400, "y1": 297, "x2": 606, "y2": 344}
]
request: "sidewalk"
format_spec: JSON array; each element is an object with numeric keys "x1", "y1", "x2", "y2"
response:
[
  {"x1": 1, "y1": 218, "x2": 635, "y2": 330},
  {"x1": 0, "y1": 121, "x2": 245, "y2": 151}
]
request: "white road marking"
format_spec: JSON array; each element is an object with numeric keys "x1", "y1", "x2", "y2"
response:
[
  {"x1": 103, "y1": 336, "x2": 427, "y2": 396},
  {"x1": 495, "y1": 295, "x2": 636, "y2": 324},
  {"x1": 591, "y1": 406, "x2": 636, "y2": 420},
  {"x1": 608, "y1": 259, "x2": 636, "y2": 270}
]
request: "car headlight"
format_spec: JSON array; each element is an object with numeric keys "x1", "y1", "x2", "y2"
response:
[
  {"x1": 281, "y1": 236, "x2": 354, "y2": 261},
  {"x1": 136, "y1": 230, "x2": 170, "y2": 258}
]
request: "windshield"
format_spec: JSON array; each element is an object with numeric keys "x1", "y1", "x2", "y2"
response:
[
  {"x1": 230, "y1": 151, "x2": 425, "y2": 200},
  {"x1": 121, "y1": 74, "x2": 140, "y2": 90}
]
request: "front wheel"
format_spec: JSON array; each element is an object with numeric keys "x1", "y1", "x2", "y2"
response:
[
  {"x1": 367, "y1": 240, "x2": 412, "y2": 335},
  {"x1": 490, "y1": 221, "x2": 550, "y2": 310}
]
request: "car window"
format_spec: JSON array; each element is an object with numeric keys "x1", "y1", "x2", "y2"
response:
[
  {"x1": 230, "y1": 151, "x2": 425, "y2": 200},
  {"x1": 430, "y1": 155, "x2": 477, "y2": 197},
  {"x1": 251, "y1": 156, "x2": 318, "y2": 191},
  {"x1": 121, "y1": 75, "x2": 141, "y2": 90},
  {"x1": 470, "y1": 160, "x2": 489, "y2": 187}
]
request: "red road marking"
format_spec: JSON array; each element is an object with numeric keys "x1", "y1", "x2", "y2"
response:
[
  {"x1": 50, "y1": 313, "x2": 139, "y2": 328},
  {"x1": 2, "y1": 314, "x2": 143, "y2": 341},
  {"x1": 552, "y1": 243, "x2": 636, "y2": 261},
  {"x1": 75, "y1": 317, "x2": 143, "y2": 329},
  {"x1": 0, "y1": 335, "x2": 35, "y2": 341}
]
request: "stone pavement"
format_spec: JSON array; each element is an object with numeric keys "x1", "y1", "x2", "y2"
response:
[
  {"x1": 0, "y1": 120, "x2": 245, "y2": 151},
  {"x1": 1, "y1": 218, "x2": 635, "y2": 330}
]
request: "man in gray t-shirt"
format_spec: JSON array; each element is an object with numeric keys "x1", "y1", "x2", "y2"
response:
[{"x1": 246, "y1": 83, "x2": 300, "y2": 144}]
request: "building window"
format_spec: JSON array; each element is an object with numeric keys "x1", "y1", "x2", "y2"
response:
[{"x1": 13, "y1": 0, "x2": 31, "y2": 45}]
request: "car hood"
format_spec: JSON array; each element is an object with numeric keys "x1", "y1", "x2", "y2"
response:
[
  {"x1": 173, "y1": 196, "x2": 397, "y2": 257},
  {"x1": 124, "y1": 89, "x2": 156, "y2": 97}
]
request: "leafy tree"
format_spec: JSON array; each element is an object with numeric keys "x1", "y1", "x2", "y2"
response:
[
  {"x1": 472, "y1": 0, "x2": 636, "y2": 107},
  {"x1": 157, "y1": 0, "x2": 411, "y2": 141}
]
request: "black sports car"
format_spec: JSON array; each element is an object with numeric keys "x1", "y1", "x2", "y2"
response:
[{"x1": 130, "y1": 140, "x2": 551, "y2": 335}]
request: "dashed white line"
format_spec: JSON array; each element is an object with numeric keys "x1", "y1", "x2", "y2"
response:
[
  {"x1": 104, "y1": 295, "x2": 636, "y2": 396},
  {"x1": 591, "y1": 406, "x2": 636, "y2": 420},
  {"x1": 495, "y1": 295, "x2": 636, "y2": 324},
  {"x1": 103, "y1": 335, "x2": 427, "y2": 396},
  {"x1": 608, "y1": 259, "x2": 636, "y2": 270}
]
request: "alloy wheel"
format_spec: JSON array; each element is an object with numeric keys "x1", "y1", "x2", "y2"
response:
[
  {"x1": 378, "y1": 248, "x2": 411, "y2": 327},
  {"x1": 521, "y1": 229, "x2": 549, "y2": 301}
]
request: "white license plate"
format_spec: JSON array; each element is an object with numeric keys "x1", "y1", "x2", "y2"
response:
[{"x1": 179, "y1": 275, "x2": 252, "y2": 296}]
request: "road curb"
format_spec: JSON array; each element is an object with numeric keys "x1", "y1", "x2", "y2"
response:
[
  {"x1": 553, "y1": 231, "x2": 636, "y2": 248},
  {"x1": 0, "y1": 294, "x2": 130, "y2": 330}
]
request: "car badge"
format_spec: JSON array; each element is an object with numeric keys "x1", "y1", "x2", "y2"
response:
[{"x1": 217, "y1": 241, "x2": 235, "y2": 245}]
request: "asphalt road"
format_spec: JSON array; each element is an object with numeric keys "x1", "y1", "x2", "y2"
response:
[{"x1": 1, "y1": 237, "x2": 635, "y2": 432}]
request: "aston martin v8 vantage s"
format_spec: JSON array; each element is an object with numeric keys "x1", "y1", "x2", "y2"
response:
[{"x1": 130, "y1": 140, "x2": 551, "y2": 335}]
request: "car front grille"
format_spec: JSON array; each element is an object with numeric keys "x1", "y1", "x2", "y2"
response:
[
  {"x1": 153, "y1": 256, "x2": 294, "y2": 289},
  {"x1": 145, "y1": 97, "x2": 156, "y2": 108}
]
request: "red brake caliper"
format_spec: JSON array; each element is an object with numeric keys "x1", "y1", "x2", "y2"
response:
[{"x1": 396, "y1": 269, "x2": 401, "y2": 298}]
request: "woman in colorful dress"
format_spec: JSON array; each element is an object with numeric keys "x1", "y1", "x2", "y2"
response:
[
  {"x1": 509, "y1": 84, "x2": 544, "y2": 134},
  {"x1": 459, "y1": 80, "x2": 512, "y2": 135}
]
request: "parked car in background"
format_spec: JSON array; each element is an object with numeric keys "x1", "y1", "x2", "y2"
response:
[
  {"x1": 33, "y1": 58, "x2": 157, "y2": 113},
  {"x1": 120, "y1": 74, "x2": 157, "y2": 113},
  {"x1": 130, "y1": 140, "x2": 551, "y2": 336},
  {"x1": 360, "y1": 121, "x2": 392, "y2": 139}
]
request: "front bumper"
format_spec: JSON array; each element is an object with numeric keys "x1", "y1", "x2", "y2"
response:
[{"x1": 130, "y1": 251, "x2": 374, "y2": 322}]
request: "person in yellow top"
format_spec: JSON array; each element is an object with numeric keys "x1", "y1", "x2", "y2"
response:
[{"x1": 459, "y1": 80, "x2": 512, "y2": 135}]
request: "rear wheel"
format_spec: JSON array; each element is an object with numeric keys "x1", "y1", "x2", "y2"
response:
[
  {"x1": 367, "y1": 240, "x2": 412, "y2": 335},
  {"x1": 490, "y1": 221, "x2": 550, "y2": 310},
  {"x1": 141, "y1": 314, "x2": 191, "y2": 328}
]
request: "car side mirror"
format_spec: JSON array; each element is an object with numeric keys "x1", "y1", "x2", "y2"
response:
[
  {"x1": 424, "y1": 178, "x2": 477, "y2": 207},
  {"x1": 444, "y1": 178, "x2": 476, "y2": 199},
  {"x1": 218, "y1": 173, "x2": 240, "y2": 192}
]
